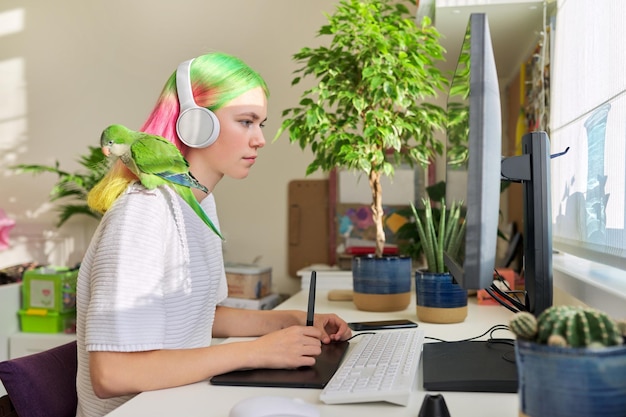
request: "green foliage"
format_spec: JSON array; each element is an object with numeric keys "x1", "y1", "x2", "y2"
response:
[
  {"x1": 395, "y1": 181, "x2": 446, "y2": 259},
  {"x1": 446, "y1": 27, "x2": 470, "y2": 167},
  {"x1": 275, "y1": 0, "x2": 449, "y2": 257},
  {"x1": 446, "y1": 102, "x2": 469, "y2": 166},
  {"x1": 410, "y1": 198, "x2": 465, "y2": 273},
  {"x1": 509, "y1": 305, "x2": 625, "y2": 348},
  {"x1": 395, "y1": 180, "x2": 510, "y2": 260},
  {"x1": 12, "y1": 146, "x2": 108, "y2": 226}
]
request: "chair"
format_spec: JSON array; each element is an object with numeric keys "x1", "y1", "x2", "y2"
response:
[
  {"x1": 0, "y1": 394, "x2": 17, "y2": 417},
  {"x1": 0, "y1": 341, "x2": 77, "y2": 417}
]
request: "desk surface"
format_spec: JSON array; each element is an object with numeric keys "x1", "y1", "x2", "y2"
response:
[{"x1": 106, "y1": 291, "x2": 519, "y2": 417}]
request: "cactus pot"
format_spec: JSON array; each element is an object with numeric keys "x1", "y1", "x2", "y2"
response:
[
  {"x1": 352, "y1": 255, "x2": 412, "y2": 312},
  {"x1": 515, "y1": 339, "x2": 626, "y2": 417},
  {"x1": 415, "y1": 270, "x2": 468, "y2": 323}
]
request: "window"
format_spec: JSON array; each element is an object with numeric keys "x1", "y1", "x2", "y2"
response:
[{"x1": 550, "y1": 0, "x2": 626, "y2": 316}]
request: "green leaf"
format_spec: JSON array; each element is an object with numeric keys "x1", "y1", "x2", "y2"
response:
[{"x1": 11, "y1": 145, "x2": 108, "y2": 226}]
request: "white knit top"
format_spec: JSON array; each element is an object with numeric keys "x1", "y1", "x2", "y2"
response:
[{"x1": 75, "y1": 183, "x2": 227, "y2": 417}]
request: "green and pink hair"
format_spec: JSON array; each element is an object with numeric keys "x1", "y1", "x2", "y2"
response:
[
  {"x1": 88, "y1": 53, "x2": 269, "y2": 214},
  {"x1": 140, "y1": 52, "x2": 269, "y2": 153}
]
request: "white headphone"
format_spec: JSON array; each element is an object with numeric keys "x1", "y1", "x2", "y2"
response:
[{"x1": 175, "y1": 58, "x2": 220, "y2": 148}]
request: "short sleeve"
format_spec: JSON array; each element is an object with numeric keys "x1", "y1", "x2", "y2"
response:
[{"x1": 84, "y1": 187, "x2": 178, "y2": 351}]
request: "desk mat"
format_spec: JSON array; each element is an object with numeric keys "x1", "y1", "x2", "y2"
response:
[{"x1": 210, "y1": 340, "x2": 349, "y2": 389}]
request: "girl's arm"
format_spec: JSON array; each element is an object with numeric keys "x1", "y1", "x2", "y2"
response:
[
  {"x1": 90, "y1": 307, "x2": 351, "y2": 399},
  {"x1": 211, "y1": 306, "x2": 305, "y2": 336},
  {"x1": 211, "y1": 305, "x2": 352, "y2": 343},
  {"x1": 90, "y1": 324, "x2": 323, "y2": 399}
]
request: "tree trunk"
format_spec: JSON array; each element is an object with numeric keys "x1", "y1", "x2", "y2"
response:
[{"x1": 369, "y1": 170, "x2": 385, "y2": 258}]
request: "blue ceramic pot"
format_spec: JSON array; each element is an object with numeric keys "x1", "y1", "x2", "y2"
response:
[
  {"x1": 516, "y1": 339, "x2": 626, "y2": 417},
  {"x1": 415, "y1": 270, "x2": 468, "y2": 323},
  {"x1": 415, "y1": 271, "x2": 468, "y2": 308},
  {"x1": 352, "y1": 255, "x2": 412, "y2": 312}
]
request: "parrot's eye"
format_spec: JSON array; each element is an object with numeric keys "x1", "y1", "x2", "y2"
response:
[{"x1": 107, "y1": 141, "x2": 114, "y2": 146}]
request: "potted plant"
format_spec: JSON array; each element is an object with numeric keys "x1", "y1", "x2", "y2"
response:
[
  {"x1": 275, "y1": 0, "x2": 448, "y2": 311},
  {"x1": 509, "y1": 306, "x2": 626, "y2": 417},
  {"x1": 411, "y1": 197, "x2": 468, "y2": 323},
  {"x1": 12, "y1": 146, "x2": 107, "y2": 227}
]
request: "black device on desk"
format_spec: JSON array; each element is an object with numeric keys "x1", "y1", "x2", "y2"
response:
[
  {"x1": 422, "y1": 341, "x2": 518, "y2": 393},
  {"x1": 348, "y1": 319, "x2": 418, "y2": 331},
  {"x1": 210, "y1": 271, "x2": 350, "y2": 389}
]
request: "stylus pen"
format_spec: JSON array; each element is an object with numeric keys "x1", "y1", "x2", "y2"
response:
[{"x1": 306, "y1": 270, "x2": 316, "y2": 326}]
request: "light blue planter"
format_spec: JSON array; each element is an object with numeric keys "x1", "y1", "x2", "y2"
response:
[{"x1": 516, "y1": 339, "x2": 626, "y2": 417}]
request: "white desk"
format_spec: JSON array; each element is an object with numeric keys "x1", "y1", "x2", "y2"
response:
[{"x1": 106, "y1": 291, "x2": 519, "y2": 417}]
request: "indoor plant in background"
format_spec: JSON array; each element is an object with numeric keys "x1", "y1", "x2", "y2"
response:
[
  {"x1": 12, "y1": 146, "x2": 107, "y2": 227},
  {"x1": 509, "y1": 306, "x2": 626, "y2": 417},
  {"x1": 410, "y1": 198, "x2": 468, "y2": 323},
  {"x1": 275, "y1": 0, "x2": 448, "y2": 311}
]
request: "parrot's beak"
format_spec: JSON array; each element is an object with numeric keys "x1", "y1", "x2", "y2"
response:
[{"x1": 101, "y1": 147, "x2": 110, "y2": 157}]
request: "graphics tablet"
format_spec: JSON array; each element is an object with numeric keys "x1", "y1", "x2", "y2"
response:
[
  {"x1": 422, "y1": 340, "x2": 518, "y2": 393},
  {"x1": 210, "y1": 340, "x2": 350, "y2": 389}
]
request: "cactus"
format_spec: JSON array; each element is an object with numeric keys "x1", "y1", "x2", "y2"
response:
[
  {"x1": 546, "y1": 334, "x2": 568, "y2": 347},
  {"x1": 509, "y1": 305, "x2": 624, "y2": 348},
  {"x1": 509, "y1": 311, "x2": 538, "y2": 340}
]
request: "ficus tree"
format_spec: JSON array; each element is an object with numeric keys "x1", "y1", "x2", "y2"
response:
[{"x1": 275, "y1": 0, "x2": 449, "y2": 257}]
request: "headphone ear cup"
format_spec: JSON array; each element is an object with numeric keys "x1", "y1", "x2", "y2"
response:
[
  {"x1": 175, "y1": 58, "x2": 221, "y2": 148},
  {"x1": 176, "y1": 106, "x2": 220, "y2": 148}
]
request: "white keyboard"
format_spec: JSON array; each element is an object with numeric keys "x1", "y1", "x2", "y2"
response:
[{"x1": 320, "y1": 329, "x2": 425, "y2": 406}]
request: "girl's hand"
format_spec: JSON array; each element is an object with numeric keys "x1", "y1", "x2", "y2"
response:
[
  {"x1": 250, "y1": 326, "x2": 323, "y2": 369},
  {"x1": 313, "y1": 313, "x2": 352, "y2": 344}
]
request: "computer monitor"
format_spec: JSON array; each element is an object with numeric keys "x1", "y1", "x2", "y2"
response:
[
  {"x1": 444, "y1": 13, "x2": 553, "y2": 316},
  {"x1": 421, "y1": 13, "x2": 554, "y2": 394},
  {"x1": 443, "y1": 13, "x2": 501, "y2": 291}
]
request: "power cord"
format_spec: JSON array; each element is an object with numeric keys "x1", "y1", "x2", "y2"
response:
[
  {"x1": 348, "y1": 326, "x2": 518, "y2": 365},
  {"x1": 424, "y1": 324, "x2": 512, "y2": 344},
  {"x1": 485, "y1": 268, "x2": 529, "y2": 313},
  {"x1": 349, "y1": 324, "x2": 516, "y2": 350},
  {"x1": 424, "y1": 324, "x2": 516, "y2": 366},
  {"x1": 344, "y1": 332, "x2": 376, "y2": 342}
]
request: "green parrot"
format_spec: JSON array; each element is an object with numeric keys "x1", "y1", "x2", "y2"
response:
[{"x1": 100, "y1": 124, "x2": 223, "y2": 240}]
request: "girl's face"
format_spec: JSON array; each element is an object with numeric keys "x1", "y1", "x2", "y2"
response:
[{"x1": 187, "y1": 86, "x2": 268, "y2": 189}]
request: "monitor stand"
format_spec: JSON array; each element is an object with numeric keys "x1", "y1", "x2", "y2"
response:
[{"x1": 422, "y1": 341, "x2": 518, "y2": 393}]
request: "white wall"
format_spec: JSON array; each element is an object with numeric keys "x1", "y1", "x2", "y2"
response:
[{"x1": 0, "y1": 0, "x2": 349, "y2": 295}]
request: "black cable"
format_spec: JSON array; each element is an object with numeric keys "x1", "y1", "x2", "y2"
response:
[
  {"x1": 353, "y1": 325, "x2": 518, "y2": 363},
  {"x1": 345, "y1": 332, "x2": 376, "y2": 342},
  {"x1": 356, "y1": 326, "x2": 518, "y2": 366},
  {"x1": 485, "y1": 288, "x2": 521, "y2": 313},
  {"x1": 425, "y1": 324, "x2": 513, "y2": 344},
  {"x1": 489, "y1": 324, "x2": 512, "y2": 338},
  {"x1": 501, "y1": 350, "x2": 517, "y2": 364},
  {"x1": 486, "y1": 270, "x2": 529, "y2": 313},
  {"x1": 485, "y1": 286, "x2": 521, "y2": 313},
  {"x1": 493, "y1": 269, "x2": 524, "y2": 305},
  {"x1": 491, "y1": 268, "x2": 528, "y2": 312},
  {"x1": 490, "y1": 283, "x2": 529, "y2": 312}
]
